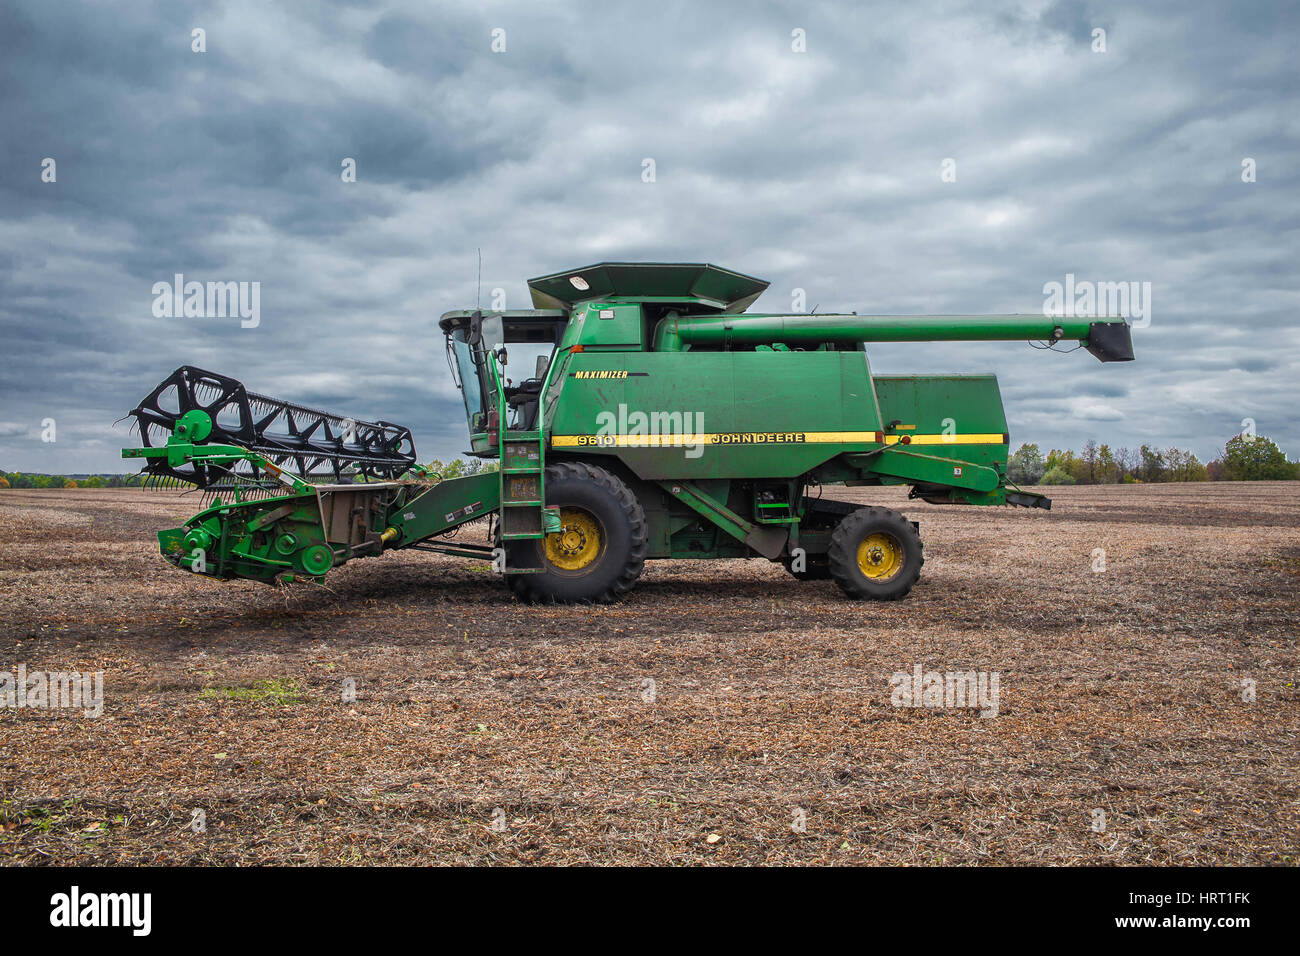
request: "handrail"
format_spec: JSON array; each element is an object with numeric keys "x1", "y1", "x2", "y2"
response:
[{"x1": 488, "y1": 348, "x2": 507, "y2": 457}]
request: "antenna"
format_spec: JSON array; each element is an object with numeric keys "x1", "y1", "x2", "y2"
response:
[{"x1": 476, "y1": 248, "x2": 482, "y2": 311}]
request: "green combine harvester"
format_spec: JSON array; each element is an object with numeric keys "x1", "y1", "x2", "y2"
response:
[{"x1": 122, "y1": 262, "x2": 1133, "y2": 602}]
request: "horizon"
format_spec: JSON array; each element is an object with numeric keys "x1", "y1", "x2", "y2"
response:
[{"x1": 2, "y1": 1, "x2": 1298, "y2": 471}]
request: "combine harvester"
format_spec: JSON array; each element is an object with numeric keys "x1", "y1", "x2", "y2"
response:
[{"x1": 123, "y1": 263, "x2": 1133, "y2": 602}]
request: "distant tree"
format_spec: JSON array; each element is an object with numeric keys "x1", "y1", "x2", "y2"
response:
[
  {"x1": 1039, "y1": 466, "x2": 1076, "y2": 485},
  {"x1": 1115, "y1": 446, "x2": 1138, "y2": 482},
  {"x1": 1206, "y1": 458, "x2": 1225, "y2": 481},
  {"x1": 1081, "y1": 439, "x2": 1099, "y2": 483},
  {"x1": 1164, "y1": 447, "x2": 1207, "y2": 482},
  {"x1": 62, "y1": 478, "x2": 78, "y2": 488},
  {"x1": 0, "y1": 476, "x2": 9, "y2": 489},
  {"x1": 1043, "y1": 449, "x2": 1088, "y2": 483},
  {"x1": 84, "y1": 475, "x2": 106, "y2": 488},
  {"x1": 1139, "y1": 444, "x2": 1166, "y2": 482},
  {"x1": 1007, "y1": 443, "x2": 1046, "y2": 485},
  {"x1": 1044, "y1": 448, "x2": 1076, "y2": 474},
  {"x1": 424, "y1": 457, "x2": 495, "y2": 481},
  {"x1": 1096, "y1": 444, "x2": 1118, "y2": 483},
  {"x1": 1221, "y1": 434, "x2": 1297, "y2": 481}
]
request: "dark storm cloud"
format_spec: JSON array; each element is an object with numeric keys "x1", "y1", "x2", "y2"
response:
[{"x1": 1, "y1": 0, "x2": 1297, "y2": 475}]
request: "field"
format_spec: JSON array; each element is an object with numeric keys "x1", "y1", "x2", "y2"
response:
[{"x1": 1, "y1": 483, "x2": 1297, "y2": 865}]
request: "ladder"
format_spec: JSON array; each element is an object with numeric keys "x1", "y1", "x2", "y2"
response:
[{"x1": 491, "y1": 356, "x2": 561, "y2": 573}]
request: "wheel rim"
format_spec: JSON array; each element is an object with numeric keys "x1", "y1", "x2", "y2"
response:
[
  {"x1": 856, "y1": 532, "x2": 903, "y2": 580},
  {"x1": 544, "y1": 508, "x2": 604, "y2": 572}
]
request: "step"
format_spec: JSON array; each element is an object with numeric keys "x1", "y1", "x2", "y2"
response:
[
  {"x1": 502, "y1": 500, "x2": 543, "y2": 507},
  {"x1": 502, "y1": 566, "x2": 546, "y2": 575},
  {"x1": 502, "y1": 531, "x2": 546, "y2": 541}
]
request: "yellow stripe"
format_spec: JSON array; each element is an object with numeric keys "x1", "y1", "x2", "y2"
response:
[
  {"x1": 883, "y1": 433, "x2": 1005, "y2": 445},
  {"x1": 551, "y1": 432, "x2": 1006, "y2": 448}
]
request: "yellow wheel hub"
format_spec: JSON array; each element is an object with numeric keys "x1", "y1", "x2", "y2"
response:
[
  {"x1": 856, "y1": 532, "x2": 903, "y2": 580},
  {"x1": 544, "y1": 508, "x2": 603, "y2": 571}
]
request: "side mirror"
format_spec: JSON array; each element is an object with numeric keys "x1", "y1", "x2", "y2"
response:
[
  {"x1": 535, "y1": 353, "x2": 550, "y2": 380},
  {"x1": 480, "y1": 315, "x2": 504, "y2": 351},
  {"x1": 466, "y1": 311, "x2": 504, "y2": 351}
]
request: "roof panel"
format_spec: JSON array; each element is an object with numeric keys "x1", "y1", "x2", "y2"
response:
[{"x1": 527, "y1": 262, "x2": 770, "y2": 311}]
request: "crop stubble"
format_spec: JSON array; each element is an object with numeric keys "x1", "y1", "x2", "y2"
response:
[{"x1": 0, "y1": 482, "x2": 1296, "y2": 865}]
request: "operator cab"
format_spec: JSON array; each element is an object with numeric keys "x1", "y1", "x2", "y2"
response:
[
  {"x1": 502, "y1": 351, "x2": 552, "y2": 430},
  {"x1": 438, "y1": 263, "x2": 770, "y2": 447},
  {"x1": 439, "y1": 309, "x2": 567, "y2": 440}
]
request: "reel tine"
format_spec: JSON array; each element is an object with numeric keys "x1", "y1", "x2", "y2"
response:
[{"x1": 126, "y1": 366, "x2": 417, "y2": 489}]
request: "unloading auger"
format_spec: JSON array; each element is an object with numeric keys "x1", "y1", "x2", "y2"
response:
[{"x1": 123, "y1": 262, "x2": 1134, "y2": 600}]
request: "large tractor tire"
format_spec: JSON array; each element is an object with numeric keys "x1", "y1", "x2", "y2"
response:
[
  {"x1": 504, "y1": 462, "x2": 647, "y2": 604},
  {"x1": 827, "y1": 506, "x2": 923, "y2": 601}
]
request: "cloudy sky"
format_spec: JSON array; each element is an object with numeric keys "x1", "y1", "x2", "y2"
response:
[{"x1": 1, "y1": 0, "x2": 1296, "y2": 474}]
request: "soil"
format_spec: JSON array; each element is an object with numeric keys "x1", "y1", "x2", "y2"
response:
[{"x1": 1, "y1": 482, "x2": 1296, "y2": 865}]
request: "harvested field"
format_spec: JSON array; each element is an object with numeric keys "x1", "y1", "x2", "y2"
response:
[{"x1": 1, "y1": 483, "x2": 1297, "y2": 865}]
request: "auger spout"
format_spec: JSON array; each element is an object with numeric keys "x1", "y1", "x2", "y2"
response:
[{"x1": 653, "y1": 313, "x2": 1134, "y2": 362}]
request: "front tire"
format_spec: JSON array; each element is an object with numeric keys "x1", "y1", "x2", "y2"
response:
[
  {"x1": 828, "y1": 506, "x2": 923, "y2": 600},
  {"x1": 505, "y1": 462, "x2": 647, "y2": 604}
]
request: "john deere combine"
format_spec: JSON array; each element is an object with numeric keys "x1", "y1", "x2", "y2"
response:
[{"x1": 123, "y1": 262, "x2": 1133, "y2": 602}]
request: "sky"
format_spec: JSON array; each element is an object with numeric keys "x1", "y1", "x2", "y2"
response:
[{"x1": 1, "y1": 0, "x2": 1297, "y2": 474}]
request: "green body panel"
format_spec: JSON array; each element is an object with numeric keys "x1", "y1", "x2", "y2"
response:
[
  {"x1": 549, "y1": 348, "x2": 884, "y2": 479},
  {"x1": 385, "y1": 471, "x2": 501, "y2": 547},
  {"x1": 866, "y1": 448, "x2": 1001, "y2": 491},
  {"x1": 869, "y1": 374, "x2": 1010, "y2": 471},
  {"x1": 568, "y1": 303, "x2": 644, "y2": 348}
]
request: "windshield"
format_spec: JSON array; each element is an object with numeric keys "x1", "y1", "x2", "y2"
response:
[
  {"x1": 500, "y1": 343, "x2": 553, "y2": 387},
  {"x1": 449, "y1": 329, "x2": 485, "y2": 425}
]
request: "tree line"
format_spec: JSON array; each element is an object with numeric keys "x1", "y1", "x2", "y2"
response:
[
  {"x1": 0, "y1": 472, "x2": 141, "y2": 489},
  {"x1": 1007, "y1": 433, "x2": 1298, "y2": 485}
]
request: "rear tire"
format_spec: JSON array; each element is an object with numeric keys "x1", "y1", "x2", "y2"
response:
[
  {"x1": 828, "y1": 506, "x2": 923, "y2": 600},
  {"x1": 504, "y1": 462, "x2": 647, "y2": 604}
]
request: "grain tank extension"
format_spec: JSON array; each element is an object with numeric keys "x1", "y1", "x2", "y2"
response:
[{"x1": 122, "y1": 262, "x2": 1133, "y2": 602}]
